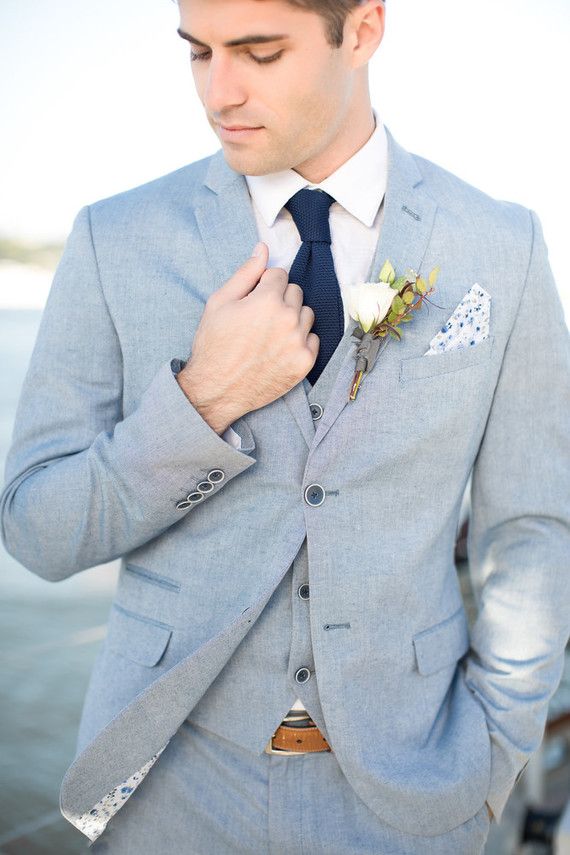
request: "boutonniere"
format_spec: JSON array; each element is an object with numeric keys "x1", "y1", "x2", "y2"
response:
[{"x1": 347, "y1": 259, "x2": 440, "y2": 400}]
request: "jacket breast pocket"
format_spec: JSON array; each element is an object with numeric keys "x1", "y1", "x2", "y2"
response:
[
  {"x1": 106, "y1": 605, "x2": 173, "y2": 667},
  {"x1": 399, "y1": 335, "x2": 494, "y2": 383},
  {"x1": 413, "y1": 606, "x2": 470, "y2": 676}
]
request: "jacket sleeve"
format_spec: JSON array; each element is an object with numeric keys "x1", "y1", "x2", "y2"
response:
[
  {"x1": 463, "y1": 207, "x2": 570, "y2": 822},
  {"x1": 0, "y1": 205, "x2": 257, "y2": 582}
]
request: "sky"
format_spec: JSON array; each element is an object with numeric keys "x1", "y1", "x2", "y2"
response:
[{"x1": 0, "y1": 0, "x2": 569, "y2": 311}]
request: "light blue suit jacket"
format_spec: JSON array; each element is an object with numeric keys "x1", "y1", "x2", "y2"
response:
[{"x1": 2, "y1": 126, "x2": 569, "y2": 838}]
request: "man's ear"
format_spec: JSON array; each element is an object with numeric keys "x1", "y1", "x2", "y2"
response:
[{"x1": 347, "y1": 0, "x2": 385, "y2": 68}]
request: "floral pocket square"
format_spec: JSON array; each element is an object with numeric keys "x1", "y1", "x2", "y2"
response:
[{"x1": 423, "y1": 284, "x2": 491, "y2": 355}]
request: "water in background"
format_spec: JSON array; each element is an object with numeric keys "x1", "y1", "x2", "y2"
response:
[
  {"x1": 0, "y1": 309, "x2": 118, "y2": 850},
  {"x1": 0, "y1": 309, "x2": 118, "y2": 596},
  {"x1": 0, "y1": 310, "x2": 43, "y2": 456}
]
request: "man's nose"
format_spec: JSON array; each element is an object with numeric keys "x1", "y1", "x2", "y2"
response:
[{"x1": 202, "y1": 54, "x2": 247, "y2": 115}]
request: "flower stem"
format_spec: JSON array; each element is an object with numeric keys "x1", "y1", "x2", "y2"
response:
[{"x1": 349, "y1": 369, "x2": 364, "y2": 400}]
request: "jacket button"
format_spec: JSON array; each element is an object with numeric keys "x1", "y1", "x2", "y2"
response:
[
  {"x1": 187, "y1": 491, "x2": 204, "y2": 503},
  {"x1": 298, "y1": 583, "x2": 310, "y2": 600},
  {"x1": 310, "y1": 403, "x2": 323, "y2": 420},
  {"x1": 304, "y1": 484, "x2": 325, "y2": 506},
  {"x1": 196, "y1": 480, "x2": 214, "y2": 493},
  {"x1": 295, "y1": 667, "x2": 311, "y2": 684},
  {"x1": 207, "y1": 469, "x2": 225, "y2": 483}
]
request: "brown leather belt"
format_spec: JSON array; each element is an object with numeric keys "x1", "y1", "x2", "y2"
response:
[{"x1": 264, "y1": 711, "x2": 332, "y2": 755}]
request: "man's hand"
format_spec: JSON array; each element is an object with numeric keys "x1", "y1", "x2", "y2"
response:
[{"x1": 176, "y1": 242, "x2": 319, "y2": 434}]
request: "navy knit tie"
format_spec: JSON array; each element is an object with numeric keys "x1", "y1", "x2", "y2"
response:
[{"x1": 285, "y1": 188, "x2": 344, "y2": 386}]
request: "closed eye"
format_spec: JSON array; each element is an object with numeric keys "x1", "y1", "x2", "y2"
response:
[{"x1": 190, "y1": 50, "x2": 283, "y2": 64}]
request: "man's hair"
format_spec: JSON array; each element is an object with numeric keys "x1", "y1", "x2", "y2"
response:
[
  {"x1": 284, "y1": 0, "x2": 372, "y2": 48},
  {"x1": 172, "y1": 0, "x2": 380, "y2": 50}
]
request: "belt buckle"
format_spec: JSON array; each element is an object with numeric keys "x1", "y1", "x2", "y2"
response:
[{"x1": 264, "y1": 733, "x2": 306, "y2": 755}]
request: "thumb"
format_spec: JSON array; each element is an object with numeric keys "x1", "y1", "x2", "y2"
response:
[{"x1": 216, "y1": 242, "x2": 269, "y2": 303}]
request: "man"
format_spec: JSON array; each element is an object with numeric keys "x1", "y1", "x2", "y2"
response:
[{"x1": 1, "y1": 0, "x2": 569, "y2": 852}]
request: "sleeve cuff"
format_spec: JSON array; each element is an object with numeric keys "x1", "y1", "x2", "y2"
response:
[
  {"x1": 222, "y1": 426, "x2": 243, "y2": 450},
  {"x1": 169, "y1": 359, "x2": 254, "y2": 456}
]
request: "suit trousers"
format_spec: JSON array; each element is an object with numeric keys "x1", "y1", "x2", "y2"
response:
[{"x1": 87, "y1": 719, "x2": 492, "y2": 855}]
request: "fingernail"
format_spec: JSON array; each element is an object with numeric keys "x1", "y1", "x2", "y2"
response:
[{"x1": 251, "y1": 242, "x2": 263, "y2": 257}]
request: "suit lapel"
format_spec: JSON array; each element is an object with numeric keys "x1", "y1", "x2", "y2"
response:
[
  {"x1": 195, "y1": 150, "x2": 324, "y2": 445},
  {"x1": 194, "y1": 126, "x2": 439, "y2": 452},
  {"x1": 308, "y1": 127, "x2": 439, "y2": 452},
  {"x1": 195, "y1": 153, "x2": 261, "y2": 290}
]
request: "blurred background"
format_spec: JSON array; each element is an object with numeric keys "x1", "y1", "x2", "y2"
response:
[{"x1": 1, "y1": 0, "x2": 569, "y2": 851}]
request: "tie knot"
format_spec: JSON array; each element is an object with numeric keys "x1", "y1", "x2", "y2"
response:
[{"x1": 284, "y1": 188, "x2": 335, "y2": 244}]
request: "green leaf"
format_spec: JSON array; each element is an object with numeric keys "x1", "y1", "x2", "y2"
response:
[
  {"x1": 402, "y1": 290, "x2": 414, "y2": 304},
  {"x1": 428, "y1": 266, "x2": 440, "y2": 287},
  {"x1": 393, "y1": 275, "x2": 408, "y2": 291},
  {"x1": 379, "y1": 259, "x2": 396, "y2": 284},
  {"x1": 416, "y1": 277, "x2": 427, "y2": 294},
  {"x1": 391, "y1": 295, "x2": 405, "y2": 314},
  {"x1": 401, "y1": 315, "x2": 412, "y2": 322}
]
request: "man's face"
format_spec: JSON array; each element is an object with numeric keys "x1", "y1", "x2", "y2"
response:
[{"x1": 177, "y1": 0, "x2": 359, "y2": 177}]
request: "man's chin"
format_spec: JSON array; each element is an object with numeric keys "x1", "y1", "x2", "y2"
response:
[{"x1": 220, "y1": 148, "x2": 276, "y2": 177}]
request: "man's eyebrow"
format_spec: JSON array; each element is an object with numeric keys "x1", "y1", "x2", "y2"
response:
[{"x1": 176, "y1": 28, "x2": 290, "y2": 48}]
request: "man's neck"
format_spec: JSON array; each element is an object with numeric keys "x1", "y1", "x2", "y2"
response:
[{"x1": 292, "y1": 107, "x2": 376, "y2": 185}]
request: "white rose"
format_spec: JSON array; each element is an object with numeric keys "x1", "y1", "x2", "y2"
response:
[{"x1": 347, "y1": 282, "x2": 397, "y2": 334}]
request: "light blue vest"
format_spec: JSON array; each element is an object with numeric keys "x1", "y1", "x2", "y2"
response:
[{"x1": 187, "y1": 362, "x2": 345, "y2": 751}]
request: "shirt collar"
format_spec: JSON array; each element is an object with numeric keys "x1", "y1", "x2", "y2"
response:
[{"x1": 244, "y1": 107, "x2": 388, "y2": 229}]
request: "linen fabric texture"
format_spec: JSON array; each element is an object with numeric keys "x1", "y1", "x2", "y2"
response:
[{"x1": 1, "y1": 122, "x2": 569, "y2": 848}]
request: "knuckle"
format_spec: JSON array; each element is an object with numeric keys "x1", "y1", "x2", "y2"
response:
[
  {"x1": 287, "y1": 281, "x2": 303, "y2": 297},
  {"x1": 262, "y1": 266, "x2": 287, "y2": 284},
  {"x1": 262, "y1": 287, "x2": 281, "y2": 306},
  {"x1": 282, "y1": 304, "x2": 299, "y2": 327}
]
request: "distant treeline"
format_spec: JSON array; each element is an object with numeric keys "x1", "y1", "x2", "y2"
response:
[{"x1": 0, "y1": 237, "x2": 64, "y2": 269}]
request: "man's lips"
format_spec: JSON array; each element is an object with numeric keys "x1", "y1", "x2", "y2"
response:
[
  {"x1": 218, "y1": 123, "x2": 262, "y2": 130},
  {"x1": 216, "y1": 123, "x2": 264, "y2": 142}
]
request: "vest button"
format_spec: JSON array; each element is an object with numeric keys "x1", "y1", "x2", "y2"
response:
[
  {"x1": 298, "y1": 583, "x2": 310, "y2": 600},
  {"x1": 310, "y1": 403, "x2": 323, "y2": 421},
  {"x1": 295, "y1": 667, "x2": 311, "y2": 684},
  {"x1": 304, "y1": 484, "x2": 325, "y2": 507}
]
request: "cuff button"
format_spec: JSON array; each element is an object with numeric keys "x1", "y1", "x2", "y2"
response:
[
  {"x1": 207, "y1": 469, "x2": 225, "y2": 483},
  {"x1": 176, "y1": 499, "x2": 192, "y2": 510}
]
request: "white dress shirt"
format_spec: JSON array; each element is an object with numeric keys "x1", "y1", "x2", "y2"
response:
[{"x1": 221, "y1": 107, "x2": 389, "y2": 711}]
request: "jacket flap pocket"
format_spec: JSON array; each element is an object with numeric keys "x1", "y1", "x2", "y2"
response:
[
  {"x1": 413, "y1": 607, "x2": 469, "y2": 676},
  {"x1": 107, "y1": 606, "x2": 173, "y2": 667}
]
